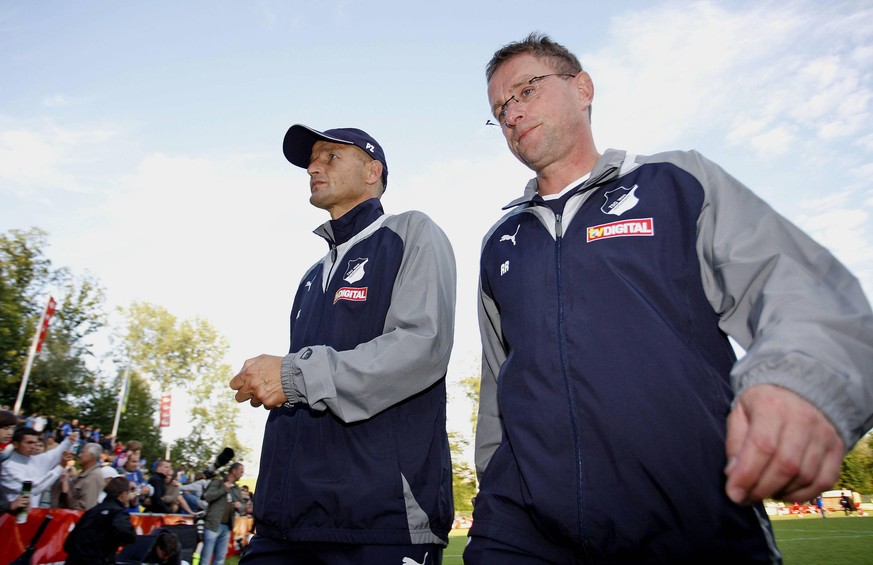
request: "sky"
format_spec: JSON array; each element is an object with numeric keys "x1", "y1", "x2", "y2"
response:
[{"x1": 2, "y1": 0, "x2": 872, "y2": 475}]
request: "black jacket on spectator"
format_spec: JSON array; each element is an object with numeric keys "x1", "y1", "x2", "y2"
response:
[
  {"x1": 63, "y1": 496, "x2": 137, "y2": 564},
  {"x1": 144, "y1": 472, "x2": 170, "y2": 514}
]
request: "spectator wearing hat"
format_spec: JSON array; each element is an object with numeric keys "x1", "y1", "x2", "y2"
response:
[{"x1": 231, "y1": 124, "x2": 455, "y2": 564}]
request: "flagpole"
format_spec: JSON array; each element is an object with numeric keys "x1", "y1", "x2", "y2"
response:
[
  {"x1": 111, "y1": 368, "x2": 130, "y2": 438},
  {"x1": 13, "y1": 297, "x2": 55, "y2": 415}
]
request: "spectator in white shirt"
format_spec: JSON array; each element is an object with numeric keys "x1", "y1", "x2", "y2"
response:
[{"x1": 0, "y1": 426, "x2": 76, "y2": 507}]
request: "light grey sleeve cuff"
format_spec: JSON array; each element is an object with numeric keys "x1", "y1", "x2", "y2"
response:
[{"x1": 281, "y1": 351, "x2": 305, "y2": 408}]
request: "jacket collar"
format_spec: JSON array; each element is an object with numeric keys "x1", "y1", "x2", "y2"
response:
[
  {"x1": 313, "y1": 198, "x2": 384, "y2": 247},
  {"x1": 502, "y1": 149, "x2": 627, "y2": 210}
]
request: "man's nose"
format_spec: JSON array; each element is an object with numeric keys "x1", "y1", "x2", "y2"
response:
[{"x1": 504, "y1": 100, "x2": 525, "y2": 127}]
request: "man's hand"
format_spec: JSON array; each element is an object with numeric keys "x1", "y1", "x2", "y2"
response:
[
  {"x1": 725, "y1": 384, "x2": 844, "y2": 505},
  {"x1": 9, "y1": 494, "x2": 30, "y2": 512},
  {"x1": 229, "y1": 354, "x2": 286, "y2": 409},
  {"x1": 60, "y1": 450, "x2": 74, "y2": 467}
]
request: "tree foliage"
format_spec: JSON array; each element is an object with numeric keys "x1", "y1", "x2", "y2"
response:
[
  {"x1": 0, "y1": 228, "x2": 105, "y2": 417},
  {"x1": 169, "y1": 363, "x2": 249, "y2": 471},
  {"x1": 2, "y1": 227, "x2": 246, "y2": 473},
  {"x1": 1, "y1": 228, "x2": 54, "y2": 403},
  {"x1": 837, "y1": 434, "x2": 873, "y2": 494},
  {"x1": 448, "y1": 370, "x2": 482, "y2": 514},
  {"x1": 78, "y1": 370, "x2": 164, "y2": 463},
  {"x1": 449, "y1": 431, "x2": 478, "y2": 513},
  {"x1": 116, "y1": 302, "x2": 248, "y2": 469}
]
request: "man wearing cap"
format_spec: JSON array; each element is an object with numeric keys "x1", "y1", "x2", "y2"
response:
[{"x1": 231, "y1": 125, "x2": 456, "y2": 564}]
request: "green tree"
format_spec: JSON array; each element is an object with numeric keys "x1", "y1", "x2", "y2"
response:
[
  {"x1": 117, "y1": 303, "x2": 247, "y2": 469},
  {"x1": 459, "y1": 373, "x2": 480, "y2": 432},
  {"x1": 449, "y1": 368, "x2": 482, "y2": 514},
  {"x1": 0, "y1": 228, "x2": 106, "y2": 416},
  {"x1": 449, "y1": 431, "x2": 478, "y2": 513},
  {"x1": 170, "y1": 365, "x2": 248, "y2": 471},
  {"x1": 1, "y1": 228, "x2": 54, "y2": 402},
  {"x1": 24, "y1": 273, "x2": 106, "y2": 417},
  {"x1": 837, "y1": 434, "x2": 873, "y2": 494},
  {"x1": 78, "y1": 370, "x2": 164, "y2": 463}
]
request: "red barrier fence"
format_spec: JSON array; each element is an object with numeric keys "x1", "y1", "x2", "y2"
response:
[{"x1": 0, "y1": 509, "x2": 253, "y2": 564}]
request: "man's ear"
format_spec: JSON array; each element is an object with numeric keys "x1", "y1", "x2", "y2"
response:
[
  {"x1": 575, "y1": 71, "x2": 594, "y2": 113},
  {"x1": 367, "y1": 159, "x2": 384, "y2": 187}
]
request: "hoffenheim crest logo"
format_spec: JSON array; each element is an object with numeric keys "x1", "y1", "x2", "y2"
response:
[
  {"x1": 344, "y1": 258, "x2": 368, "y2": 284},
  {"x1": 601, "y1": 185, "x2": 639, "y2": 216}
]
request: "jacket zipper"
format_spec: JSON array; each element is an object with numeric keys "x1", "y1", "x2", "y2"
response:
[{"x1": 554, "y1": 210, "x2": 592, "y2": 557}]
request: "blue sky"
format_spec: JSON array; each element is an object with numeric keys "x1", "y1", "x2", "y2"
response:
[{"x1": 2, "y1": 1, "x2": 872, "y2": 471}]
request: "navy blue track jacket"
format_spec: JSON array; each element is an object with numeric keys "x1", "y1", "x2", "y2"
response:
[
  {"x1": 473, "y1": 149, "x2": 873, "y2": 563},
  {"x1": 252, "y1": 199, "x2": 456, "y2": 546}
]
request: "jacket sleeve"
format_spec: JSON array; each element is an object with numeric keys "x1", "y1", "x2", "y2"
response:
[
  {"x1": 112, "y1": 511, "x2": 138, "y2": 545},
  {"x1": 281, "y1": 213, "x2": 456, "y2": 423},
  {"x1": 474, "y1": 270, "x2": 507, "y2": 478},
  {"x1": 686, "y1": 150, "x2": 873, "y2": 448},
  {"x1": 202, "y1": 479, "x2": 225, "y2": 503},
  {"x1": 178, "y1": 481, "x2": 199, "y2": 493}
]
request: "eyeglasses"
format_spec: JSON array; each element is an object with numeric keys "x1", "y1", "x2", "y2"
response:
[{"x1": 487, "y1": 73, "x2": 577, "y2": 127}]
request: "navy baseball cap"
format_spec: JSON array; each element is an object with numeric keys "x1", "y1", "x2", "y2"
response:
[{"x1": 283, "y1": 124, "x2": 389, "y2": 189}]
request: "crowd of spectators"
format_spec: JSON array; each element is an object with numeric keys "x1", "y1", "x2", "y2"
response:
[
  {"x1": 0, "y1": 406, "x2": 253, "y2": 517},
  {"x1": 2, "y1": 406, "x2": 253, "y2": 564}
]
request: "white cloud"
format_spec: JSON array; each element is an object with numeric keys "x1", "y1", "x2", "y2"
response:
[
  {"x1": 587, "y1": 2, "x2": 873, "y2": 162},
  {"x1": 794, "y1": 187, "x2": 873, "y2": 290},
  {"x1": 41, "y1": 94, "x2": 72, "y2": 108},
  {"x1": 0, "y1": 128, "x2": 73, "y2": 192},
  {"x1": 857, "y1": 133, "x2": 873, "y2": 152},
  {"x1": 0, "y1": 117, "x2": 126, "y2": 195}
]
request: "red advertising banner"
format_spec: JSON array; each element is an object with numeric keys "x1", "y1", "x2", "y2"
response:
[
  {"x1": 0, "y1": 509, "x2": 251, "y2": 563},
  {"x1": 35, "y1": 296, "x2": 56, "y2": 353},
  {"x1": 159, "y1": 393, "x2": 172, "y2": 428}
]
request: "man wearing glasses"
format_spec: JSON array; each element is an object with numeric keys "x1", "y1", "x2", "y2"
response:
[
  {"x1": 231, "y1": 125, "x2": 456, "y2": 564},
  {"x1": 468, "y1": 33, "x2": 873, "y2": 563}
]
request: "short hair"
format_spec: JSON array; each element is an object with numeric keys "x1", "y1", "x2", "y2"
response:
[
  {"x1": 125, "y1": 440, "x2": 142, "y2": 452},
  {"x1": 0, "y1": 409, "x2": 17, "y2": 427},
  {"x1": 105, "y1": 476, "x2": 131, "y2": 498},
  {"x1": 225, "y1": 462, "x2": 243, "y2": 478},
  {"x1": 155, "y1": 531, "x2": 181, "y2": 557},
  {"x1": 12, "y1": 426, "x2": 38, "y2": 443},
  {"x1": 82, "y1": 442, "x2": 103, "y2": 459},
  {"x1": 486, "y1": 32, "x2": 583, "y2": 83}
]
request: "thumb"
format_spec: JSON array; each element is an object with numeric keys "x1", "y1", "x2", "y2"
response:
[{"x1": 724, "y1": 400, "x2": 750, "y2": 474}]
